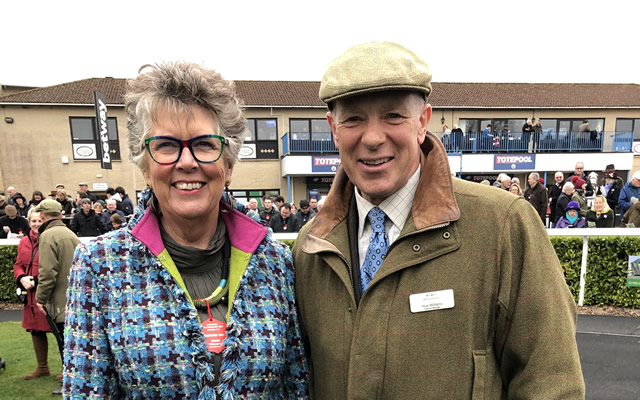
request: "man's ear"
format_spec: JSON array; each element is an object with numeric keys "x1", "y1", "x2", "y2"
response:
[
  {"x1": 327, "y1": 111, "x2": 340, "y2": 150},
  {"x1": 418, "y1": 103, "x2": 432, "y2": 144}
]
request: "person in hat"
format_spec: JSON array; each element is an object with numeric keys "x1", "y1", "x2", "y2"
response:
[
  {"x1": 555, "y1": 201, "x2": 586, "y2": 228},
  {"x1": 33, "y1": 199, "x2": 80, "y2": 395},
  {"x1": 12, "y1": 193, "x2": 29, "y2": 218},
  {"x1": 292, "y1": 41, "x2": 584, "y2": 399},
  {"x1": 294, "y1": 199, "x2": 314, "y2": 231},
  {"x1": 570, "y1": 176, "x2": 589, "y2": 216},
  {"x1": 0, "y1": 205, "x2": 30, "y2": 239},
  {"x1": 77, "y1": 182, "x2": 97, "y2": 204},
  {"x1": 586, "y1": 195, "x2": 615, "y2": 228},
  {"x1": 0, "y1": 195, "x2": 7, "y2": 217}
]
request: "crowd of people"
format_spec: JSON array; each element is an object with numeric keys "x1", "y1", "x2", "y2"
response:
[{"x1": 0, "y1": 183, "x2": 135, "y2": 239}]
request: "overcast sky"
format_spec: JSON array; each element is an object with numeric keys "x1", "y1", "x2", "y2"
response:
[{"x1": 3, "y1": 0, "x2": 638, "y2": 87}]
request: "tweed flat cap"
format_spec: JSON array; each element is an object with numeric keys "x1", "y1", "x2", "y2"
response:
[
  {"x1": 319, "y1": 41, "x2": 432, "y2": 103},
  {"x1": 34, "y1": 199, "x2": 62, "y2": 214}
]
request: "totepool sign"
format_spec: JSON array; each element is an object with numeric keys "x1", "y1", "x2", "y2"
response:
[
  {"x1": 312, "y1": 156, "x2": 340, "y2": 173},
  {"x1": 493, "y1": 154, "x2": 536, "y2": 170}
]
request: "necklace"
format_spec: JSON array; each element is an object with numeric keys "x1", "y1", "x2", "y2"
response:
[{"x1": 193, "y1": 239, "x2": 231, "y2": 310}]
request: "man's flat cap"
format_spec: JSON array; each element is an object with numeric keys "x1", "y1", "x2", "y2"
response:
[
  {"x1": 35, "y1": 199, "x2": 62, "y2": 214},
  {"x1": 319, "y1": 41, "x2": 432, "y2": 103}
]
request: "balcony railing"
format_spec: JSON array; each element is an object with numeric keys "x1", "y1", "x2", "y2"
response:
[
  {"x1": 441, "y1": 131, "x2": 633, "y2": 153},
  {"x1": 281, "y1": 131, "x2": 634, "y2": 156}
]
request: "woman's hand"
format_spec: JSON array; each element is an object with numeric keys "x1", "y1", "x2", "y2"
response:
[{"x1": 20, "y1": 276, "x2": 35, "y2": 290}]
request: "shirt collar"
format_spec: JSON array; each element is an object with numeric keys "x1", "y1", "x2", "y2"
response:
[{"x1": 355, "y1": 165, "x2": 421, "y2": 236}]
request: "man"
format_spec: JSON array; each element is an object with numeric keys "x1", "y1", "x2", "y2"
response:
[
  {"x1": 116, "y1": 186, "x2": 134, "y2": 216},
  {"x1": 0, "y1": 195, "x2": 7, "y2": 217},
  {"x1": 556, "y1": 182, "x2": 575, "y2": 223},
  {"x1": 78, "y1": 182, "x2": 97, "y2": 203},
  {"x1": 522, "y1": 119, "x2": 533, "y2": 151},
  {"x1": 492, "y1": 173, "x2": 510, "y2": 190},
  {"x1": 294, "y1": 199, "x2": 314, "y2": 231},
  {"x1": 259, "y1": 197, "x2": 277, "y2": 223},
  {"x1": 566, "y1": 162, "x2": 593, "y2": 196},
  {"x1": 0, "y1": 205, "x2": 29, "y2": 238},
  {"x1": 247, "y1": 198, "x2": 259, "y2": 214},
  {"x1": 274, "y1": 195, "x2": 285, "y2": 211},
  {"x1": 549, "y1": 172, "x2": 565, "y2": 226},
  {"x1": 269, "y1": 203, "x2": 297, "y2": 233},
  {"x1": 292, "y1": 41, "x2": 584, "y2": 399},
  {"x1": 101, "y1": 199, "x2": 125, "y2": 231},
  {"x1": 308, "y1": 197, "x2": 319, "y2": 216},
  {"x1": 34, "y1": 199, "x2": 80, "y2": 395},
  {"x1": 532, "y1": 118, "x2": 543, "y2": 152},
  {"x1": 618, "y1": 171, "x2": 640, "y2": 223},
  {"x1": 6, "y1": 186, "x2": 17, "y2": 205},
  {"x1": 524, "y1": 172, "x2": 549, "y2": 225}
]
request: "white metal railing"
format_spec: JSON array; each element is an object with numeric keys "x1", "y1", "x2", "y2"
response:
[{"x1": 2, "y1": 229, "x2": 639, "y2": 306}]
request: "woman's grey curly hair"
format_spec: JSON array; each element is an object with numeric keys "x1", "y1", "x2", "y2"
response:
[{"x1": 125, "y1": 61, "x2": 246, "y2": 170}]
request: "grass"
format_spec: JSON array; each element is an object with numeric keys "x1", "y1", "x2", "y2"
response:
[{"x1": 0, "y1": 321, "x2": 63, "y2": 399}]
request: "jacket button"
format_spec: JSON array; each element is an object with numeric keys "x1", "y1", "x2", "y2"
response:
[
  {"x1": 442, "y1": 231, "x2": 451, "y2": 239},
  {"x1": 348, "y1": 306, "x2": 352, "y2": 312},
  {"x1": 412, "y1": 244, "x2": 420, "y2": 252}
]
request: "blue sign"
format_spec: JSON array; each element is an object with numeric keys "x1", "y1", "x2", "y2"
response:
[
  {"x1": 312, "y1": 156, "x2": 340, "y2": 173},
  {"x1": 493, "y1": 154, "x2": 536, "y2": 170}
]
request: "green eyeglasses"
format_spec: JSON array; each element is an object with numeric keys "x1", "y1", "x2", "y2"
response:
[{"x1": 144, "y1": 134, "x2": 225, "y2": 165}]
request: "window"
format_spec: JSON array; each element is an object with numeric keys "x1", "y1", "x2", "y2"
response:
[
  {"x1": 69, "y1": 117, "x2": 121, "y2": 161},
  {"x1": 243, "y1": 118, "x2": 278, "y2": 159},
  {"x1": 231, "y1": 189, "x2": 280, "y2": 208},
  {"x1": 616, "y1": 118, "x2": 640, "y2": 140},
  {"x1": 289, "y1": 119, "x2": 332, "y2": 141}
]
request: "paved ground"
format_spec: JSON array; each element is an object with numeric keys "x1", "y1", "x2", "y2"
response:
[{"x1": 2, "y1": 310, "x2": 638, "y2": 397}]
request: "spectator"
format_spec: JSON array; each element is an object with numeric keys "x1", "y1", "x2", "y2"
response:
[
  {"x1": 0, "y1": 195, "x2": 7, "y2": 217},
  {"x1": 618, "y1": 171, "x2": 640, "y2": 223},
  {"x1": 93, "y1": 202, "x2": 104, "y2": 216},
  {"x1": 493, "y1": 173, "x2": 511, "y2": 190},
  {"x1": 316, "y1": 197, "x2": 325, "y2": 212},
  {"x1": 78, "y1": 182, "x2": 97, "y2": 203},
  {"x1": 6, "y1": 186, "x2": 17, "y2": 205},
  {"x1": 511, "y1": 177, "x2": 520, "y2": 186},
  {"x1": 105, "y1": 187, "x2": 123, "y2": 209},
  {"x1": 54, "y1": 184, "x2": 65, "y2": 192},
  {"x1": 0, "y1": 205, "x2": 30, "y2": 239},
  {"x1": 269, "y1": 202, "x2": 297, "y2": 233},
  {"x1": 28, "y1": 191, "x2": 44, "y2": 209},
  {"x1": 13, "y1": 193, "x2": 29, "y2": 217},
  {"x1": 549, "y1": 172, "x2": 565, "y2": 226},
  {"x1": 524, "y1": 172, "x2": 549, "y2": 224},
  {"x1": 555, "y1": 201, "x2": 586, "y2": 228},
  {"x1": 556, "y1": 182, "x2": 574, "y2": 223},
  {"x1": 622, "y1": 202, "x2": 640, "y2": 227},
  {"x1": 34, "y1": 199, "x2": 80, "y2": 395},
  {"x1": 274, "y1": 195, "x2": 285, "y2": 211},
  {"x1": 294, "y1": 199, "x2": 314, "y2": 230},
  {"x1": 509, "y1": 183, "x2": 524, "y2": 197},
  {"x1": 567, "y1": 162, "x2": 594, "y2": 196},
  {"x1": 101, "y1": 199, "x2": 125, "y2": 231},
  {"x1": 532, "y1": 118, "x2": 543, "y2": 152},
  {"x1": 258, "y1": 197, "x2": 277, "y2": 224},
  {"x1": 578, "y1": 120, "x2": 590, "y2": 149},
  {"x1": 309, "y1": 197, "x2": 319, "y2": 216},
  {"x1": 109, "y1": 213, "x2": 124, "y2": 230},
  {"x1": 115, "y1": 186, "x2": 134, "y2": 216},
  {"x1": 570, "y1": 177, "x2": 589, "y2": 216},
  {"x1": 586, "y1": 195, "x2": 615, "y2": 228},
  {"x1": 55, "y1": 190, "x2": 73, "y2": 216},
  {"x1": 451, "y1": 124, "x2": 463, "y2": 151},
  {"x1": 601, "y1": 170, "x2": 623, "y2": 217},
  {"x1": 13, "y1": 209, "x2": 53, "y2": 381},
  {"x1": 247, "y1": 198, "x2": 259, "y2": 214},
  {"x1": 69, "y1": 199, "x2": 107, "y2": 237},
  {"x1": 522, "y1": 119, "x2": 533, "y2": 151},
  {"x1": 74, "y1": 192, "x2": 89, "y2": 213}
]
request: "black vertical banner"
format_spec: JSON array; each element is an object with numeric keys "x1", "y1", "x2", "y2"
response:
[{"x1": 93, "y1": 91, "x2": 112, "y2": 170}]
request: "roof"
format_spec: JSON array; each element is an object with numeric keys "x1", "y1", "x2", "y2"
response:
[{"x1": 1, "y1": 78, "x2": 639, "y2": 109}]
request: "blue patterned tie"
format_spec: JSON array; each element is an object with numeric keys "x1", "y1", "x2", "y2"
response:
[{"x1": 361, "y1": 207, "x2": 389, "y2": 293}]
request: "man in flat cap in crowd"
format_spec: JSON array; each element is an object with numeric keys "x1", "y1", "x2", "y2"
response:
[
  {"x1": 0, "y1": 205, "x2": 29, "y2": 238},
  {"x1": 293, "y1": 41, "x2": 584, "y2": 399},
  {"x1": 34, "y1": 199, "x2": 80, "y2": 394}
]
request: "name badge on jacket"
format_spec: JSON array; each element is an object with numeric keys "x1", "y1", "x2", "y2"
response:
[{"x1": 409, "y1": 289, "x2": 455, "y2": 313}]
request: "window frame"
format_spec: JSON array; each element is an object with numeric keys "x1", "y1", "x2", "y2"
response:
[
  {"x1": 69, "y1": 116, "x2": 121, "y2": 161},
  {"x1": 244, "y1": 118, "x2": 279, "y2": 159}
]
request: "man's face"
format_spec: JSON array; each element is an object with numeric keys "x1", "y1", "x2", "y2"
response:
[
  {"x1": 501, "y1": 178, "x2": 511, "y2": 189},
  {"x1": 280, "y1": 207, "x2": 291, "y2": 219},
  {"x1": 79, "y1": 185, "x2": 88, "y2": 193},
  {"x1": 528, "y1": 175, "x2": 538, "y2": 187},
  {"x1": 82, "y1": 202, "x2": 91, "y2": 213},
  {"x1": 263, "y1": 199, "x2": 272, "y2": 210},
  {"x1": 300, "y1": 206, "x2": 310, "y2": 214},
  {"x1": 327, "y1": 91, "x2": 430, "y2": 205},
  {"x1": 107, "y1": 202, "x2": 116, "y2": 212},
  {"x1": 555, "y1": 174, "x2": 564, "y2": 184},
  {"x1": 574, "y1": 163, "x2": 584, "y2": 176},
  {"x1": 7, "y1": 187, "x2": 15, "y2": 197},
  {"x1": 309, "y1": 198, "x2": 317, "y2": 209},
  {"x1": 249, "y1": 199, "x2": 258, "y2": 210},
  {"x1": 632, "y1": 178, "x2": 640, "y2": 188}
]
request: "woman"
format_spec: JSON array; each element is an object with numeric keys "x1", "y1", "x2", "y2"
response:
[
  {"x1": 55, "y1": 190, "x2": 73, "y2": 216},
  {"x1": 28, "y1": 191, "x2": 44, "y2": 209},
  {"x1": 64, "y1": 62, "x2": 309, "y2": 398},
  {"x1": 69, "y1": 198, "x2": 107, "y2": 237},
  {"x1": 92, "y1": 202, "x2": 104, "y2": 216},
  {"x1": 509, "y1": 183, "x2": 524, "y2": 198},
  {"x1": 13, "y1": 209, "x2": 53, "y2": 380},
  {"x1": 586, "y1": 195, "x2": 615, "y2": 228},
  {"x1": 555, "y1": 201, "x2": 586, "y2": 228},
  {"x1": 13, "y1": 193, "x2": 29, "y2": 217}
]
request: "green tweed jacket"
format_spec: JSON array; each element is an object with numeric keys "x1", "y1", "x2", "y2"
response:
[{"x1": 293, "y1": 133, "x2": 585, "y2": 399}]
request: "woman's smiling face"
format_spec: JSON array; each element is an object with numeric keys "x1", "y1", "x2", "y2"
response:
[{"x1": 142, "y1": 105, "x2": 232, "y2": 226}]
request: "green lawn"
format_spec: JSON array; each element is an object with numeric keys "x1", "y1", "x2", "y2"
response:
[{"x1": 0, "y1": 321, "x2": 63, "y2": 399}]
